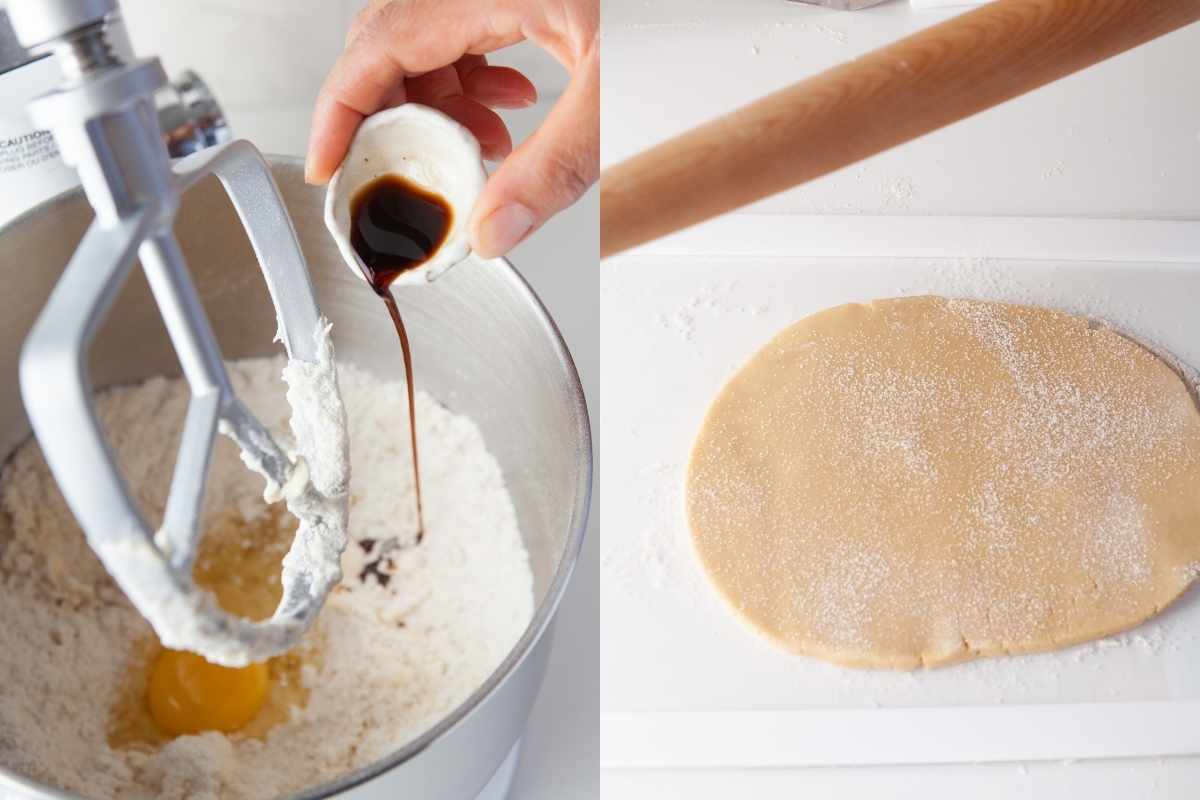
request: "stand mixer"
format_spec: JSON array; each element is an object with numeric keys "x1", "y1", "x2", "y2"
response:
[
  {"x1": 1, "y1": 4, "x2": 592, "y2": 796},
  {"x1": 5, "y1": 0, "x2": 347, "y2": 666}
]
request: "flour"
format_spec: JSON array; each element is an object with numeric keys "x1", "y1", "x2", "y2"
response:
[
  {"x1": 0, "y1": 358, "x2": 533, "y2": 799},
  {"x1": 115, "y1": 320, "x2": 352, "y2": 668},
  {"x1": 654, "y1": 281, "x2": 769, "y2": 344}
]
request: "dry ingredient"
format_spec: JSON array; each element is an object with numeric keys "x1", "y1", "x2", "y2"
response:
[
  {"x1": 122, "y1": 320, "x2": 351, "y2": 667},
  {"x1": 0, "y1": 357, "x2": 533, "y2": 799}
]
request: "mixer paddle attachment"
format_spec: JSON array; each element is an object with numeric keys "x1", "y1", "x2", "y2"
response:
[{"x1": 9, "y1": 0, "x2": 349, "y2": 666}]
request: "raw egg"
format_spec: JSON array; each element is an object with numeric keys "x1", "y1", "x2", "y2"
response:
[
  {"x1": 147, "y1": 649, "x2": 269, "y2": 736},
  {"x1": 111, "y1": 510, "x2": 305, "y2": 746}
]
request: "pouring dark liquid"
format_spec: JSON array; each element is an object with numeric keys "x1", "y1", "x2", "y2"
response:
[{"x1": 349, "y1": 174, "x2": 453, "y2": 542}]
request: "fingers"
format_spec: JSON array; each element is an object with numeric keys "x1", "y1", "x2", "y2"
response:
[
  {"x1": 405, "y1": 64, "x2": 514, "y2": 161},
  {"x1": 458, "y1": 62, "x2": 537, "y2": 110},
  {"x1": 306, "y1": 41, "x2": 408, "y2": 183},
  {"x1": 452, "y1": 54, "x2": 488, "y2": 82},
  {"x1": 442, "y1": 97, "x2": 514, "y2": 161},
  {"x1": 471, "y1": 42, "x2": 599, "y2": 258},
  {"x1": 311, "y1": 0, "x2": 597, "y2": 253},
  {"x1": 306, "y1": 0, "x2": 525, "y2": 184}
]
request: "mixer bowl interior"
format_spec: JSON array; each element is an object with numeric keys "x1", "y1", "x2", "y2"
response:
[{"x1": 0, "y1": 158, "x2": 590, "y2": 798}]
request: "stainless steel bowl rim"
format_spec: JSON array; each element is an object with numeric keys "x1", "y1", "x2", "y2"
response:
[{"x1": 0, "y1": 160, "x2": 593, "y2": 800}]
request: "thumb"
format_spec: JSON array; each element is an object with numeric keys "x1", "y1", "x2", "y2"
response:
[{"x1": 470, "y1": 44, "x2": 599, "y2": 259}]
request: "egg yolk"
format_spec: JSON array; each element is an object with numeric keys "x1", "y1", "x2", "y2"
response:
[{"x1": 147, "y1": 649, "x2": 269, "y2": 736}]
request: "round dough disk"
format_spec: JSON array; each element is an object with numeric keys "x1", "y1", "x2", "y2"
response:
[{"x1": 686, "y1": 296, "x2": 1200, "y2": 669}]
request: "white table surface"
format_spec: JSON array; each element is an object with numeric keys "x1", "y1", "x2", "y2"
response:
[
  {"x1": 117, "y1": 3, "x2": 599, "y2": 799},
  {"x1": 600, "y1": 0, "x2": 1200, "y2": 797}
]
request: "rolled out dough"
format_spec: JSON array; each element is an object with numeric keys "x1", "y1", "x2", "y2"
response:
[{"x1": 686, "y1": 296, "x2": 1200, "y2": 669}]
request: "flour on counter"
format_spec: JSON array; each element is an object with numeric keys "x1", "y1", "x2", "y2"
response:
[
  {"x1": 654, "y1": 281, "x2": 770, "y2": 344},
  {"x1": 0, "y1": 358, "x2": 533, "y2": 800}
]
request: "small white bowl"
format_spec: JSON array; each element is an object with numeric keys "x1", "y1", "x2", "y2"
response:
[{"x1": 323, "y1": 104, "x2": 487, "y2": 287}]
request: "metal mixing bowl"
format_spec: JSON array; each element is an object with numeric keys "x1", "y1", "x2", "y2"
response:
[{"x1": 0, "y1": 156, "x2": 591, "y2": 799}]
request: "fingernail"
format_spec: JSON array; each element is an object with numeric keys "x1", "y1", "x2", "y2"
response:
[
  {"x1": 482, "y1": 140, "x2": 513, "y2": 162},
  {"x1": 489, "y1": 94, "x2": 536, "y2": 110},
  {"x1": 474, "y1": 204, "x2": 535, "y2": 258},
  {"x1": 304, "y1": 158, "x2": 330, "y2": 186}
]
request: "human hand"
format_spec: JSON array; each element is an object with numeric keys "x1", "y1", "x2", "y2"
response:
[{"x1": 306, "y1": 0, "x2": 599, "y2": 259}]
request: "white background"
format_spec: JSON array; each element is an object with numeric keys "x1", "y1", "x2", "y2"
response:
[
  {"x1": 116, "y1": 2, "x2": 599, "y2": 799},
  {"x1": 601, "y1": 0, "x2": 1200, "y2": 797}
]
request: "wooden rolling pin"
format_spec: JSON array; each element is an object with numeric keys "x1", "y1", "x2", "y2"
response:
[{"x1": 600, "y1": 0, "x2": 1200, "y2": 257}]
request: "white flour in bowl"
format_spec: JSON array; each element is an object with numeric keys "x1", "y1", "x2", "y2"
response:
[{"x1": 0, "y1": 357, "x2": 533, "y2": 799}]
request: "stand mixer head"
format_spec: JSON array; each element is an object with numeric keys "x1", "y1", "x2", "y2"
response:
[{"x1": 7, "y1": 0, "x2": 349, "y2": 666}]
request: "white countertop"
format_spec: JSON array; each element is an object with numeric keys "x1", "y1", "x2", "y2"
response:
[
  {"x1": 600, "y1": 1, "x2": 1200, "y2": 797},
  {"x1": 117, "y1": 3, "x2": 599, "y2": 798}
]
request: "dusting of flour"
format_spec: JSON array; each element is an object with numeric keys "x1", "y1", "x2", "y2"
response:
[{"x1": 0, "y1": 357, "x2": 533, "y2": 799}]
